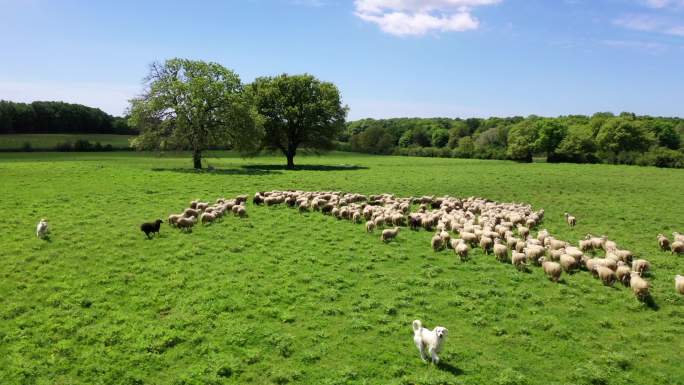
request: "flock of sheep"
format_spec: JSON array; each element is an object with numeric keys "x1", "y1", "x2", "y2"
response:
[
  {"x1": 251, "y1": 190, "x2": 684, "y2": 300},
  {"x1": 165, "y1": 195, "x2": 249, "y2": 231}
]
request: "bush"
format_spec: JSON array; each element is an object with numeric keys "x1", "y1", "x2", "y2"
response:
[
  {"x1": 54, "y1": 141, "x2": 73, "y2": 152},
  {"x1": 637, "y1": 147, "x2": 684, "y2": 168},
  {"x1": 21, "y1": 142, "x2": 33, "y2": 152},
  {"x1": 73, "y1": 139, "x2": 93, "y2": 152}
]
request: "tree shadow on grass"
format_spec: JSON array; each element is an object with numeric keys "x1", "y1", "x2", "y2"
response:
[
  {"x1": 241, "y1": 164, "x2": 368, "y2": 172},
  {"x1": 151, "y1": 167, "x2": 280, "y2": 176},
  {"x1": 437, "y1": 361, "x2": 464, "y2": 376}
]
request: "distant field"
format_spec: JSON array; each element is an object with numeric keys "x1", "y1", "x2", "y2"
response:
[
  {"x1": 0, "y1": 134, "x2": 134, "y2": 150},
  {"x1": 0, "y1": 152, "x2": 683, "y2": 385}
]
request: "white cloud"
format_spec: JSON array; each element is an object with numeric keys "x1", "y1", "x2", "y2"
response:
[
  {"x1": 354, "y1": 0, "x2": 501, "y2": 36},
  {"x1": 640, "y1": 0, "x2": 684, "y2": 8},
  {"x1": 613, "y1": 14, "x2": 684, "y2": 37},
  {"x1": 0, "y1": 80, "x2": 138, "y2": 116}
]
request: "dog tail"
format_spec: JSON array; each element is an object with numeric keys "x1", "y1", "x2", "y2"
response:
[{"x1": 412, "y1": 319, "x2": 422, "y2": 332}]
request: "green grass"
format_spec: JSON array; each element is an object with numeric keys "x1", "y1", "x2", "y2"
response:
[
  {"x1": 1, "y1": 151, "x2": 683, "y2": 385},
  {"x1": 0, "y1": 134, "x2": 134, "y2": 150}
]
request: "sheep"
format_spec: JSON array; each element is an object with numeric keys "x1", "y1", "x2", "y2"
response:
[
  {"x1": 657, "y1": 234, "x2": 670, "y2": 251},
  {"x1": 392, "y1": 213, "x2": 406, "y2": 227},
  {"x1": 511, "y1": 252, "x2": 527, "y2": 271},
  {"x1": 235, "y1": 195, "x2": 248, "y2": 204},
  {"x1": 189, "y1": 200, "x2": 199, "y2": 209},
  {"x1": 539, "y1": 257, "x2": 562, "y2": 282},
  {"x1": 140, "y1": 219, "x2": 163, "y2": 239},
  {"x1": 366, "y1": 220, "x2": 375, "y2": 233},
  {"x1": 674, "y1": 232, "x2": 684, "y2": 243},
  {"x1": 200, "y1": 212, "x2": 217, "y2": 224},
  {"x1": 167, "y1": 214, "x2": 183, "y2": 227},
  {"x1": 537, "y1": 229, "x2": 549, "y2": 244},
  {"x1": 579, "y1": 239, "x2": 593, "y2": 252},
  {"x1": 253, "y1": 194, "x2": 264, "y2": 205},
  {"x1": 431, "y1": 233, "x2": 445, "y2": 251},
  {"x1": 459, "y1": 232, "x2": 478, "y2": 245},
  {"x1": 196, "y1": 202, "x2": 209, "y2": 212},
  {"x1": 615, "y1": 262, "x2": 631, "y2": 286},
  {"x1": 236, "y1": 206, "x2": 247, "y2": 218},
  {"x1": 299, "y1": 201, "x2": 310, "y2": 213},
  {"x1": 564, "y1": 212, "x2": 576, "y2": 228},
  {"x1": 604, "y1": 239, "x2": 618, "y2": 252},
  {"x1": 672, "y1": 241, "x2": 684, "y2": 255},
  {"x1": 559, "y1": 254, "x2": 578, "y2": 273},
  {"x1": 36, "y1": 219, "x2": 49, "y2": 239},
  {"x1": 630, "y1": 272, "x2": 650, "y2": 301},
  {"x1": 493, "y1": 240, "x2": 508, "y2": 263},
  {"x1": 675, "y1": 275, "x2": 684, "y2": 295},
  {"x1": 517, "y1": 225, "x2": 529, "y2": 240},
  {"x1": 547, "y1": 238, "x2": 567, "y2": 251},
  {"x1": 632, "y1": 259, "x2": 650, "y2": 275},
  {"x1": 381, "y1": 227, "x2": 400, "y2": 243},
  {"x1": 614, "y1": 249, "x2": 634, "y2": 263},
  {"x1": 515, "y1": 240, "x2": 526, "y2": 253},
  {"x1": 176, "y1": 216, "x2": 196, "y2": 232},
  {"x1": 524, "y1": 245, "x2": 545, "y2": 265},
  {"x1": 593, "y1": 265, "x2": 616, "y2": 286},
  {"x1": 564, "y1": 246, "x2": 584, "y2": 260},
  {"x1": 479, "y1": 236, "x2": 493, "y2": 254},
  {"x1": 595, "y1": 258, "x2": 617, "y2": 271},
  {"x1": 183, "y1": 208, "x2": 200, "y2": 218},
  {"x1": 453, "y1": 239, "x2": 469, "y2": 261}
]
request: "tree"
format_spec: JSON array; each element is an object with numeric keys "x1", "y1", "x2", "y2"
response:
[
  {"x1": 507, "y1": 120, "x2": 538, "y2": 162},
  {"x1": 595, "y1": 118, "x2": 652, "y2": 161},
  {"x1": 431, "y1": 129, "x2": 449, "y2": 148},
  {"x1": 249, "y1": 74, "x2": 347, "y2": 169},
  {"x1": 128, "y1": 58, "x2": 262, "y2": 169},
  {"x1": 534, "y1": 119, "x2": 567, "y2": 161}
]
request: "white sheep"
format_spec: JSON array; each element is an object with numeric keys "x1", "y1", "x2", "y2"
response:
[
  {"x1": 381, "y1": 227, "x2": 400, "y2": 243},
  {"x1": 453, "y1": 239, "x2": 469, "y2": 261},
  {"x1": 36, "y1": 219, "x2": 49, "y2": 239},
  {"x1": 630, "y1": 272, "x2": 650, "y2": 301},
  {"x1": 200, "y1": 212, "x2": 217, "y2": 224},
  {"x1": 366, "y1": 220, "x2": 375, "y2": 233},
  {"x1": 593, "y1": 265, "x2": 616, "y2": 286},
  {"x1": 511, "y1": 252, "x2": 527, "y2": 271},
  {"x1": 674, "y1": 232, "x2": 684, "y2": 243},
  {"x1": 615, "y1": 262, "x2": 631, "y2": 286},
  {"x1": 168, "y1": 214, "x2": 183, "y2": 227},
  {"x1": 632, "y1": 259, "x2": 650, "y2": 275},
  {"x1": 657, "y1": 234, "x2": 670, "y2": 251},
  {"x1": 431, "y1": 234, "x2": 444, "y2": 251},
  {"x1": 493, "y1": 240, "x2": 508, "y2": 263},
  {"x1": 671, "y1": 241, "x2": 684, "y2": 255},
  {"x1": 539, "y1": 257, "x2": 562, "y2": 282},
  {"x1": 559, "y1": 254, "x2": 578, "y2": 273},
  {"x1": 479, "y1": 236, "x2": 493, "y2": 254},
  {"x1": 564, "y1": 212, "x2": 576, "y2": 228},
  {"x1": 675, "y1": 275, "x2": 684, "y2": 295}
]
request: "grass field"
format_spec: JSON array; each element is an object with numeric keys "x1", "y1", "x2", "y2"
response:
[
  {"x1": 1, "y1": 151, "x2": 683, "y2": 385},
  {"x1": 0, "y1": 134, "x2": 134, "y2": 150}
]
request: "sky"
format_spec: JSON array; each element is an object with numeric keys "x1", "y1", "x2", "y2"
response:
[{"x1": 1, "y1": 0, "x2": 683, "y2": 120}]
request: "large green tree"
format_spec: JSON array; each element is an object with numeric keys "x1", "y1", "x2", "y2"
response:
[
  {"x1": 249, "y1": 74, "x2": 347, "y2": 169},
  {"x1": 128, "y1": 58, "x2": 262, "y2": 169}
]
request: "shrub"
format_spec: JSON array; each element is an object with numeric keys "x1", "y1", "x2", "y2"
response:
[
  {"x1": 637, "y1": 147, "x2": 684, "y2": 168},
  {"x1": 54, "y1": 141, "x2": 73, "y2": 152}
]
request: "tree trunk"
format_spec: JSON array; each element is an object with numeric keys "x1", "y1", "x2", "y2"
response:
[
  {"x1": 193, "y1": 149, "x2": 202, "y2": 169},
  {"x1": 286, "y1": 152, "x2": 295, "y2": 169}
]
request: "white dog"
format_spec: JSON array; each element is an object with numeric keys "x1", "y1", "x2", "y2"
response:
[
  {"x1": 412, "y1": 319, "x2": 448, "y2": 364},
  {"x1": 36, "y1": 219, "x2": 49, "y2": 239}
]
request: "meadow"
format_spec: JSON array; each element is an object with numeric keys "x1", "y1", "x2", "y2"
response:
[
  {"x1": 0, "y1": 134, "x2": 133, "y2": 150},
  {"x1": 0, "y1": 151, "x2": 683, "y2": 385}
]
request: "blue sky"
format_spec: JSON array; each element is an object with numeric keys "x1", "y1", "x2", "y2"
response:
[{"x1": 1, "y1": 0, "x2": 683, "y2": 120}]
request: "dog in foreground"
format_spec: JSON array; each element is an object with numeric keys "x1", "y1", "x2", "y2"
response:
[{"x1": 412, "y1": 319, "x2": 448, "y2": 364}]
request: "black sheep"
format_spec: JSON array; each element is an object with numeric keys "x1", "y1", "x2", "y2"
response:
[{"x1": 140, "y1": 219, "x2": 163, "y2": 239}]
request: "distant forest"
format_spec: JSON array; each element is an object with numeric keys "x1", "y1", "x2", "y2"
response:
[
  {"x1": 0, "y1": 100, "x2": 135, "y2": 135},
  {"x1": 340, "y1": 113, "x2": 684, "y2": 168}
]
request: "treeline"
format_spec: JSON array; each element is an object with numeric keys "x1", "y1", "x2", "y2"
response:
[
  {"x1": 341, "y1": 113, "x2": 684, "y2": 168},
  {"x1": 0, "y1": 100, "x2": 135, "y2": 135}
]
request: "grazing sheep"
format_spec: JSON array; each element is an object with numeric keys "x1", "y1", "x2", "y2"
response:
[
  {"x1": 632, "y1": 259, "x2": 650, "y2": 275},
  {"x1": 674, "y1": 232, "x2": 684, "y2": 243},
  {"x1": 381, "y1": 227, "x2": 400, "y2": 243},
  {"x1": 672, "y1": 241, "x2": 684, "y2": 255},
  {"x1": 616, "y1": 262, "x2": 631, "y2": 286},
  {"x1": 431, "y1": 234, "x2": 444, "y2": 251},
  {"x1": 366, "y1": 220, "x2": 375, "y2": 233},
  {"x1": 493, "y1": 240, "x2": 508, "y2": 263},
  {"x1": 460, "y1": 232, "x2": 478, "y2": 245},
  {"x1": 594, "y1": 265, "x2": 616, "y2": 286},
  {"x1": 657, "y1": 234, "x2": 670, "y2": 251},
  {"x1": 200, "y1": 212, "x2": 217, "y2": 224},
  {"x1": 196, "y1": 202, "x2": 209, "y2": 212},
  {"x1": 167, "y1": 214, "x2": 183, "y2": 227},
  {"x1": 235, "y1": 195, "x2": 248, "y2": 204},
  {"x1": 604, "y1": 239, "x2": 618, "y2": 252},
  {"x1": 253, "y1": 194, "x2": 264, "y2": 205},
  {"x1": 548, "y1": 238, "x2": 567, "y2": 251},
  {"x1": 189, "y1": 200, "x2": 199, "y2": 209},
  {"x1": 36, "y1": 219, "x2": 49, "y2": 239},
  {"x1": 537, "y1": 229, "x2": 549, "y2": 244},
  {"x1": 595, "y1": 258, "x2": 618, "y2": 271},
  {"x1": 511, "y1": 252, "x2": 527, "y2": 271},
  {"x1": 140, "y1": 219, "x2": 163, "y2": 239},
  {"x1": 675, "y1": 275, "x2": 684, "y2": 295},
  {"x1": 540, "y1": 257, "x2": 562, "y2": 282},
  {"x1": 559, "y1": 254, "x2": 578, "y2": 273},
  {"x1": 630, "y1": 272, "x2": 650, "y2": 301},
  {"x1": 517, "y1": 226, "x2": 529, "y2": 239},
  {"x1": 579, "y1": 239, "x2": 593, "y2": 252},
  {"x1": 564, "y1": 212, "x2": 576, "y2": 228},
  {"x1": 614, "y1": 249, "x2": 633, "y2": 263},
  {"x1": 524, "y1": 245, "x2": 545, "y2": 265}
]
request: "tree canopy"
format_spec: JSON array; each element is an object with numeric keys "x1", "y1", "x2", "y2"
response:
[
  {"x1": 128, "y1": 58, "x2": 263, "y2": 169},
  {"x1": 249, "y1": 74, "x2": 347, "y2": 169}
]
